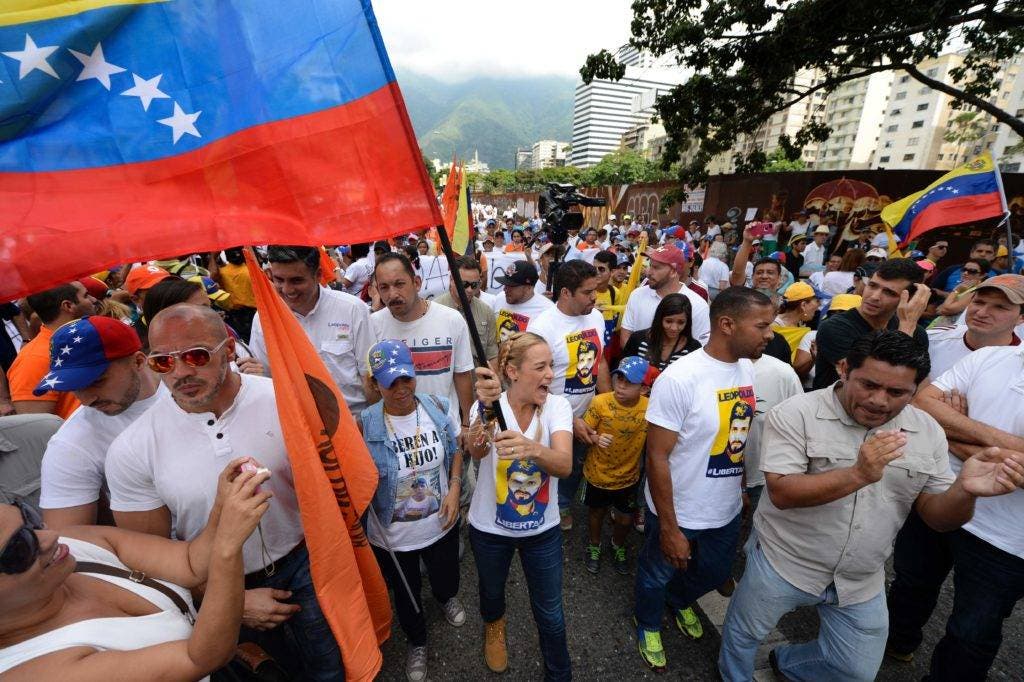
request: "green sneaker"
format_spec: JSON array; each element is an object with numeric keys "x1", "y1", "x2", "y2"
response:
[
  {"x1": 674, "y1": 606, "x2": 704, "y2": 640},
  {"x1": 635, "y1": 624, "x2": 667, "y2": 671},
  {"x1": 585, "y1": 544, "x2": 601, "y2": 574},
  {"x1": 612, "y1": 543, "x2": 629, "y2": 575}
]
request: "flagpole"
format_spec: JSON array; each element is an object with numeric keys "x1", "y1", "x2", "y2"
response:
[
  {"x1": 993, "y1": 155, "x2": 1014, "y2": 259},
  {"x1": 435, "y1": 223, "x2": 509, "y2": 431}
]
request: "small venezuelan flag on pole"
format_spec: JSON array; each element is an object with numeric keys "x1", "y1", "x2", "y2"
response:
[{"x1": 881, "y1": 151, "x2": 1008, "y2": 249}]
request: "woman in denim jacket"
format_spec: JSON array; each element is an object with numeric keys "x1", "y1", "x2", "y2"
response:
[{"x1": 358, "y1": 339, "x2": 465, "y2": 682}]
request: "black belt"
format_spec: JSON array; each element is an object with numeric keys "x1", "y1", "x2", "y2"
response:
[{"x1": 244, "y1": 540, "x2": 306, "y2": 585}]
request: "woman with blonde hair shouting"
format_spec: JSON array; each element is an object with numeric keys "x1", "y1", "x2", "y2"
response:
[{"x1": 466, "y1": 332, "x2": 573, "y2": 681}]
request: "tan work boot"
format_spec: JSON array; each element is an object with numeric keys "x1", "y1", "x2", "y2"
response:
[{"x1": 484, "y1": 616, "x2": 508, "y2": 673}]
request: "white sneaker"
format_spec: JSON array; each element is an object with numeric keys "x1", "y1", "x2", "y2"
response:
[
  {"x1": 406, "y1": 645, "x2": 428, "y2": 682},
  {"x1": 442, "y1": 596, "x2": 467, "y2": 627}
]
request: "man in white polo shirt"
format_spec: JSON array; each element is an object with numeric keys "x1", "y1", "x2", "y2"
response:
[
  {"x1": 105, "y1": 304, "x2": 342, "y2": 681},
  {"x1": 620, "y1": 244, "x2": 711, "y2": 348},
  {"x1": 490, "y1": 261, "x2": 554, "y2": 343},
  {"x1": 250, "y1": 245, "x2": 376, "y2": 417},
  {"x1": 35, "y1": 316, "x2": 164, "y2": 529}
]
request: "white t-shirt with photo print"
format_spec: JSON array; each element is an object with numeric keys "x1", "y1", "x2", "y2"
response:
[
  {"x1": 367, "y1": 403, "x2": 460, "y2": 552},
  {"x1": 527, "y1": 306, "x2": 605, "y2": 417},
  {"x1": 644, "y1": 348, "x2": 755, "y2": 529}
]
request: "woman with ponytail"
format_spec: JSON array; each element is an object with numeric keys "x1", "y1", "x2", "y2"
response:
[{"x1": 466, "y1": 332, "x2": 573, "y2": 681}]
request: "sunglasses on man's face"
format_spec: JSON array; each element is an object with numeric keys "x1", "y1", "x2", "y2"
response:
[
  {"x1": 462, "y1": 280, "x2": 481, "y2": 290},
  {"x1": 962, "y1": 267, "x2": 982, "y2": 275},
  {"x1": 0, "y1": 500, "x2": 44, "y2": 575},
  {"x1": 147, "y1": 337, "x2": 229, "y2": 374}
]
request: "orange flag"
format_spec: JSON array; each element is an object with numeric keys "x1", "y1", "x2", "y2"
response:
[
  {"x1": 244, "y1": 250, "x2": 390, "y2": 681},
  {"x1": 318, "y1": 246, "x2": 339, "y2": 286}
]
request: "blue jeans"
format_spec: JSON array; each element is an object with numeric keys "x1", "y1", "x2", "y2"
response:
[
  {"x1": 927, "y1": 529, "x2": 1024, "y2": 681},
  {"x1": 469, "y1": 525, "x2": 571, "y2": 682},
  {"x1": 634, "y1": 510, "x2": 741, "y2": 631},
  {"x1": 557, "y1": 438, "x2": 588, "y2": 512},
  {"x1": 719, "y1": 536, "x2": 887, "y2": 682},
  {"x1": 244, "y1": 544, "x2": 344, "y2": 681}
]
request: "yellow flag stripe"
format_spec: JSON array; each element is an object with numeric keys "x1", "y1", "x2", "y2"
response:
[{"x1": 0, "y1": 0, "x2": 165, "y2": 27}]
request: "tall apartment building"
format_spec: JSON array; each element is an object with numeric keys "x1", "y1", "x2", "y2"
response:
[
  {"x1": 815, "y1": 71, "x2": 894, "y2": 170},
  {"x1": 706, "y1": 69, "x2": 827, "y2": 174},
  {"x1": 514, "y1": 148, "x2": 533, "y2": 170},
  {"x1": 570, "y1": 43, "x2": 688, "y2": 168},
  {"x1": 985, "y1": 54, "x2": 1024, "y2": 172},
  {"x1": 530, "y1": 140, "x2": 570, "y2": 170}
]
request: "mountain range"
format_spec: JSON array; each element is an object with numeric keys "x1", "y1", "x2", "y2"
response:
[{"x1": 395, "y1": 69, "x2": 576, "y2": 170}]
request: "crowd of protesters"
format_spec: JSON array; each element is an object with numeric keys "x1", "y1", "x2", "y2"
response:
[{"x1": 1, "y1": 205, "x2": 1024, "y2": 682}]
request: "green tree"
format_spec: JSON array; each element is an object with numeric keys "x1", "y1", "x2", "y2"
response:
[
  {"x1": 581, "y1": 1, "x2": 1024, "y2": 189},
  {"x1": 943, "y1": 110, "x2": 988, "y2": 165},
  {"x1": 763, "y1": 148, "x2": 806, "y2": 173},
  {"x1": 421, "y1": 152, "x2": 442, "y2": 189},
  {"x1": 579, "y1": 149, "x2": 672, "y2": 186}
]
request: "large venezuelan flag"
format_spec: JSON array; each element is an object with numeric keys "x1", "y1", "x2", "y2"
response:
[
  {"x1": 881, "y1": 152, "x2": 1007, "y2": 246},
  {"x1": 0, "y1": 0, "x2": 442, "y2": 301}
]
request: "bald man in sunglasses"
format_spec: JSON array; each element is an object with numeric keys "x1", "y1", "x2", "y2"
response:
[{"x1": 104, "y1": 303, "x2": 344, "y2": 681}]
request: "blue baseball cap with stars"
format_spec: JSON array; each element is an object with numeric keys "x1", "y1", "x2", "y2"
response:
[{"x1": 367, "y1": 339, "x2": 416, "y2": 388}]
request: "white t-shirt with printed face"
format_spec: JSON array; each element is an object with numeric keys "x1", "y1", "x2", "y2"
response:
[
  {"x1": 745, "y1": 356, "x2": 803, "y2": 488},
  {"x1": 371, "y1": 302, "x2": 475, "y2": 426},
  {"x1": 621, "y1": 283, "x2": 711, "y2": 345},
  {"x1": 468, "y1": 393, "x2": 573, "y2": 537},
  {"x1": 491, "y1": 291, "x2": 554, "y2": 345},
  {"x1": 40, "y1": 386, "x2": 166, "y2": 510},
  {"x1": 105, "y1": 375, "x2": 305, "y2": 574},
  {"x1": 645, "y1": 349, "x2": 755, "y2": 529},
  {"x1": 367, "y1": 404, "x2": 459, "y2": 552},
  {"x1": 933, "y1": 346, "x2": 1024, "y2": 558},
  {"x1": 527, "y1": 306, "x2": 605, "y2": 417},
  {"x1": 250, "y1": 287, "x2": 376, "y2": 416}
]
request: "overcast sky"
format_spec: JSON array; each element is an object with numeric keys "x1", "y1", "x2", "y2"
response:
[{"x1": 372, "y1": 0, "x2": 635, "y2": 82}]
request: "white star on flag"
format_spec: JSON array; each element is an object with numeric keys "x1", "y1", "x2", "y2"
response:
[
  {"x1": 72, "y1": 336, "x2": 83, "y2": 343},
  {"x1": 60, "y1": 345, "x2": 72, "y2": 355},
  {"x1": 388, "y1": 358, "x2": 396, "y2": 365},
  {"x1": 121, "y1": 73, "x2": 169, "y2": 111},
  {"x1": 388, "y1": 367, "x2": 397, "y2": 373},
  {"x1": 53, "y1": 358, "x2": 63, "y2": 367},
  {"x1": 399, "y1": 368, "x2": 410, "y2": 375},
  {"x1": 157, "y1": 102, "x2": 201, "y2": 144},
  {"x1": 69, "y1": 43, "x2": 125, "y2": 90},
  {"x1": 3, "y1": 34, "x2": 59, "y2": 80},
  {"x1": 43, "y1": 376, "x2": 62, "y2": 389}
]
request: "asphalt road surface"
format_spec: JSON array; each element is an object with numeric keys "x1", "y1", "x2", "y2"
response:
[{"x1": 377, "y1": 505, "x2": 1023, "y2": 681}]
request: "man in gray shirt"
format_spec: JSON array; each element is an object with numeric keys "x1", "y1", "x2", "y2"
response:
[
  {"x1": 0, "y1": 414, "x2": 62, "y2": 506},
  {"x1": 718, "y1": 330, "x2": 1024, "y2": 682}
]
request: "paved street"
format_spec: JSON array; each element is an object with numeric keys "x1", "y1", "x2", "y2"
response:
[{"x1": 378, "y1": 505, "x2": 1024, "y2": 681}]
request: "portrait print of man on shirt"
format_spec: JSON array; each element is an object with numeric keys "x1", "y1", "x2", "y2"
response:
[
  {"x1": 564, "y1": 334, "x2": 600, "y2": 395},
  {"x1": 706, "y1": 388, "x2": 755, "y2": 478},
  {"x1": 495, "y1": 458, "x2": 549, "y2": 531},
  {"x1": 393, "y1": 474, "x2": 441, "y2": 522}
]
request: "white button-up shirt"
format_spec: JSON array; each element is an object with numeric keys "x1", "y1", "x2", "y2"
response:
[{"x1": 250, "y1": 287, "x2": 376, "y2": 416}]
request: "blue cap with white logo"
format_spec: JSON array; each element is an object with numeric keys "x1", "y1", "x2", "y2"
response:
[{"x1": 367, "y1": 339, "x2": 416, "y2": 388}]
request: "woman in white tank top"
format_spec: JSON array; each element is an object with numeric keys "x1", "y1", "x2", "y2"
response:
[{"x1": 0, "y1": 459, "x2": 270, "y2": 682}]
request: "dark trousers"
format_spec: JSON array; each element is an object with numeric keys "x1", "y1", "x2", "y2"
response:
[
  {"x1": 469, "y1": 525, "x2": 571, "y2": 682},
  {"x1": 887, "y1": 507, "x2": 954, "y2": 654},
  {"x1": 370, "y1": 523, "x2": 461, "y2": 646},
  {"x1": 635, "y1": 510, "x2": 741, "y2": 631},
  {"x1": 927, "y1": 529, "x2": 1024, "y2": 681},
  {"x1": 243, "y1": 544, "x2": 344, "y2": 681},
  {"x1": 557, "y1": 438, "x2": 588, "y2": 512}
]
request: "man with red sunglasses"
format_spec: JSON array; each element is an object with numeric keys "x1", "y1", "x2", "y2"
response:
[
  {"x1": 33, "y1": 316, "x2": 164, "y2": 529},
  {"x1": 104, "y1": 303, "x2": 343, "y2": 681}
]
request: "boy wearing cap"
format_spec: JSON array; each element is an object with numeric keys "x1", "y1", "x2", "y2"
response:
[
  {"x1": 34, "y1": 316, "x2": 164, "y2": 528},
  {"x1": 580, "y1": 356, "x2": 657, "y2": 576}
]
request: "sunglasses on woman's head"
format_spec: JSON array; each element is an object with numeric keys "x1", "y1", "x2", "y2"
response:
[
  {"x1": 0, "y1": 500, "x2": 44, "y2": 575},
  {"x1": 147, "y1": 337, "x2": 229, "y2": 374}
]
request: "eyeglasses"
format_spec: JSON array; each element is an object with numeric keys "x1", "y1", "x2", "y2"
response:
[
  {"x1": 0, "y1": 500, "x2": 44, "y2": 575},
  {"x1": 962, "y1": 267, "x2": 982, "y2": 275},
  {"x1": 462, "y1": 281, "x2": 481, "y2": 290},
  {"x1": 147, "y1": 338, "x2": 229, "y2": 374}
]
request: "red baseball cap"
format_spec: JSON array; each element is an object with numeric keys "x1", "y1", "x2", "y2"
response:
[
  {"x1": 645, "y1": 244, "x2": 688, "y2": 270},
  {"x1": 78, "y1": 276, "x2": 108, "y2": 300}
]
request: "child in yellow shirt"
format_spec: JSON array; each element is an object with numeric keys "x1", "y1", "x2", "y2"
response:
[{"x1": 580, "y1": 356, "x2": 659, "y2": 575}]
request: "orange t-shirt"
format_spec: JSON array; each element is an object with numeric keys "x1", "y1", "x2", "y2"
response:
[{"x1": 7, "y1": 326, "x2": 80, "y2": 419}]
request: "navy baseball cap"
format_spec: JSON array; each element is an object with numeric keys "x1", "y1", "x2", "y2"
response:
[
  {"x1": 367, "y1": 339, "x2": 416, "y2": 388},
  {"x1": 34, "y1": 316, "x2": 141, "y2": 395}
]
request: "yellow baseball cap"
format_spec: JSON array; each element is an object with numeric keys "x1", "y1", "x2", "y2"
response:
[
  {"x1": 783, "y1": 282, "x2": 816, "y2": 302},
  {"x1": 829, "y1": 293, "x2": 862, "y2": 312}
]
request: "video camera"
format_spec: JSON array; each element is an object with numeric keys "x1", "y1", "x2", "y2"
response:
[{"x1": 538, "y1": 183, "x2": 607, "y2": 245}]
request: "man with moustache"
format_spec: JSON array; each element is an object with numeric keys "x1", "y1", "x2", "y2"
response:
[
  {"x1": 34, "y1": 316, "x2": 164, "y2": 528},
  {"x1": 105, "y1": 304, "x2": 343, "y2": 680}
]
